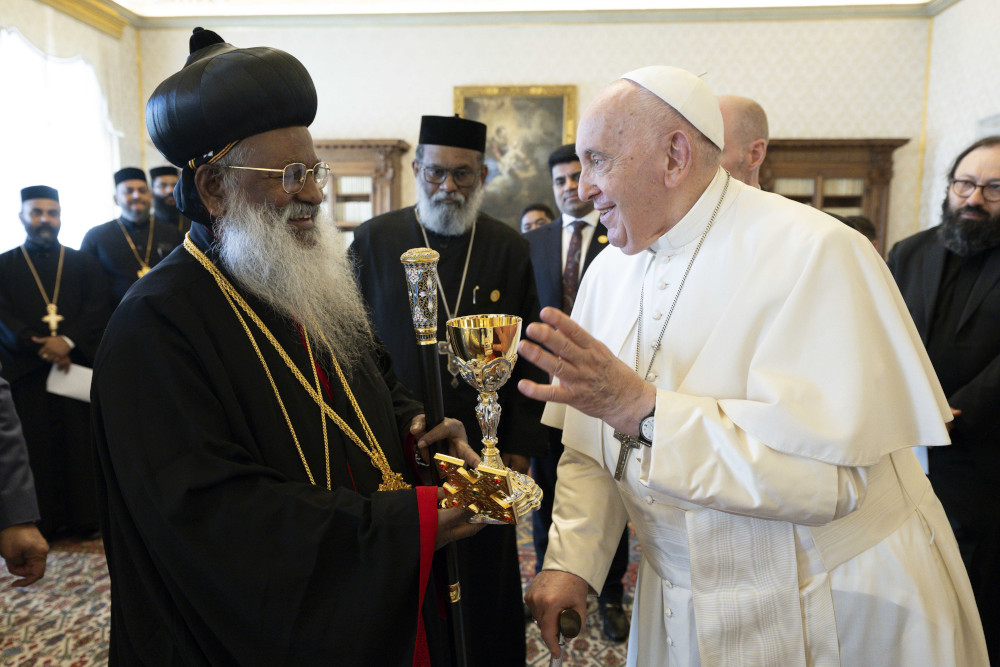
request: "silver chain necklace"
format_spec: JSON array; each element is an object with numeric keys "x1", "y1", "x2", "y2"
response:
[
  {"x1": 415, "y1": 207, "x2": 477, "y2": 321},
  {"x1": 634, "y1": 173, "x2": 730, "y2": 379},
  {"x1": 415, "y1": 207, "x2": 478, "y2": 387}
]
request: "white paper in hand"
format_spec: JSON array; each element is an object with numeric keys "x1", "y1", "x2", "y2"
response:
[{"x1": 46, "y1": 363, "x2": 93, "y2": 403}]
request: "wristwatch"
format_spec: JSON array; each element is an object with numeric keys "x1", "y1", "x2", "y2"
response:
[{"x1": 638, "y1": 410, "x2": 655, "y2": 446}]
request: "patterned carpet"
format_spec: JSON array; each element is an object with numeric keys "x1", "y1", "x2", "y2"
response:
[
  {"x1": 0, "y1": 523, "x2": 636, "y2": 665},
  {"x1": 0, "y1": 537, "x2": 110, "y2": 665}
]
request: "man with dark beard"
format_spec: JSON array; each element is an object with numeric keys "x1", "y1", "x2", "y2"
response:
[
  {"x1": 350, "y1": 115, "x2": 547, "y2": 667},
  {"x1": 81, "y1": 167, "x2": 184, "y2": 306},
  {"x1": 150, "y1": 165, "x2": 191, "y2": 234},
  {"x1": 888, "y1": 135, "x2": 1000, "y2": 662},
  {"x1": 92, "y1": 28, "x2": 482, "y2": 665},
  {"x1": 0, "y1": 186, "x2": 109, "y2": 540}
]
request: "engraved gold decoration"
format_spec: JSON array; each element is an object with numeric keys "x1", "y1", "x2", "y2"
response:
[
  {"x1": 440, "y1": 315, "x2": 542, "y2": 524},
  {"x1": 400, "y1": 248, "x2": 440, "y2": 346}
]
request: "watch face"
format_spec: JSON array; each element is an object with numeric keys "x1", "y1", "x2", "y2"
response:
[{"x1": 640, "y1": 416, "x2": 655, "y2": 441}]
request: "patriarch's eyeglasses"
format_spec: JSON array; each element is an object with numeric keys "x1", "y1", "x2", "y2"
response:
[{"x1": 225, "y1": 162, "x2": 331, "y2": 194}]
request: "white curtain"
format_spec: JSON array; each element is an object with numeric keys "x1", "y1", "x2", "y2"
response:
[{"x1": 0, "y1": 26, "x2": 119, "y2": 251}]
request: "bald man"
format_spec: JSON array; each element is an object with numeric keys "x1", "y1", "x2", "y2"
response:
[
  {"x1": 520, "y1": 67, "x2": 986, "y2": 665},
  {"x1": 718, "y1": 95, "x2": 769, "y2": 188}
]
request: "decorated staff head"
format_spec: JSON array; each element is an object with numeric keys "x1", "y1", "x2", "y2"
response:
[
  {"x1": 145, "y1": 28, "x2": 320, "y2": 225},
  {"x1": 19, "y1": 185, "x2": 61, "y2": 248},
  {"x1": 413, "y1": 114, "x2": 489, "y2": 237}
]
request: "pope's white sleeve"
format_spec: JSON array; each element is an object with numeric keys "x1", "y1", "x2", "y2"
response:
[
  {"x1": 643, "y1": 389, "x2": 866, "y2": 526},
  {"x1": 543, "y1": 446, "x2": 631, "y2": 594}
]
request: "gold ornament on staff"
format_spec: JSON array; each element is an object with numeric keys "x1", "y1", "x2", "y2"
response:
[{"x1": 438, "y1": 314, "x2": 543, "y2": 525}]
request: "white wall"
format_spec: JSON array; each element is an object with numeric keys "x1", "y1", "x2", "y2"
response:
[
  {"x1": 139, "y1": 16, "x2": 930, "y2": 247},
  {"x1": 921, "y1": 0, "x2": 1000, "y2": 234}
]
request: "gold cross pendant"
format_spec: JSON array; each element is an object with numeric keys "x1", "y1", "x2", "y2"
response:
[{"x1": 42, "y1": 303, "x2": 63, "y2": 336}]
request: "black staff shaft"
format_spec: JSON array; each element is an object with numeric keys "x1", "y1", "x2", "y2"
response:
[{"x1": 417, "y1": 342, "x2": 469, "y2": 667}]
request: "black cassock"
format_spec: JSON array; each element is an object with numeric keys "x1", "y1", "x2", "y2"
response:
[
  {"x1": 92, "y1": 223, "x2": 450, "y2": 665},
  {"x1": 351, "y1": 207, "x2": 548, "y2": 667},
  {"x1": 0, "y1": 240, "x2": 109, "y2": 537},
  {"x1": 80, "y1": 217, "x2": 184, "y2": 305}
]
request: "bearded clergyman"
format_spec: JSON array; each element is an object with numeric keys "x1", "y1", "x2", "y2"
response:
[
  {"x1": 350, "y1": 115, "x2": 547, "y2": 666},
  {"x1": 81, "y1": 168, "x2": 184, "y2": 306},
  {"x1": 888, "y1": 135, "x2": 1000, "y2": 663},
  {"x1": 519, "y1": 66, "x2": 988, "y2": 665},
  {"x1": 92, "y1": 28, "x2": 483, "y2": 665},
  {"x1": 0, "y1": 185, "x2": 109, "y2": 540}
]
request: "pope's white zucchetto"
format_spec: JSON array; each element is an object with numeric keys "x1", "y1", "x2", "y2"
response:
[{"x1": 620, "y1": 66, "x2": 725, "y2": 151}]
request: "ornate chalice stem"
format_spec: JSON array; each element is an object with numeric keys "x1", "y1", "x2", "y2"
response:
[{"x1": 475, "y1": 391, "x2": 503, "y2": 469}]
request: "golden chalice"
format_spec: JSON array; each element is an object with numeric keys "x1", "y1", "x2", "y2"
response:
[{"x1": 434, "y1": 314, "x2": 542, "y2": 525}]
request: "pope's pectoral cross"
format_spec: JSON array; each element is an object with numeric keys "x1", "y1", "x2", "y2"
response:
[
  {"x1": 437, "y1": 340, "x2": 461, "y2": 388},
  {"x1": 42, "y1": 303, "x2": 63, "y2": 336},
  {"x1": 612, "y1": 430, "x2": 649, "y2": 481}
]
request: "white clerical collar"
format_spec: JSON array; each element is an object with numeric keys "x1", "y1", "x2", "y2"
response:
[
  {"x1": 561, "y1": 209, "x2": 600, "y2": 229},
  {"x1": 648, "y1": 167, "x2": 729, "y2": 254}
]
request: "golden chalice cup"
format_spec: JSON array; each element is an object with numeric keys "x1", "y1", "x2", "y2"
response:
[{"x1": 435, "y1": 314, "x2": 542, "y2": 525}]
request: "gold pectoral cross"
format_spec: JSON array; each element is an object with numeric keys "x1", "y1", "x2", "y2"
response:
[
  {"x1": 42, "y1": 303, "x2": 63, "y2": 336},
  {"x1": 137, "y1": 265, "x2": 150, "y2": 278}
]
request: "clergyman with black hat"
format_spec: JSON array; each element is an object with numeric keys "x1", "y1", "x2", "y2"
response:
[
  {"x1": 150, "y1": 165, "x2": 191, "y2": 234},
  {"x1": 0, "y1": 185, "x2": 109, "y2": 540},
  {"x1": 80, "y1": 167, "x2": 184, "y2": 305},
  {"x1": 350, "y1": 114, "x2": 547, "y2": 666},
  {"x1": 91, "y1": 28, "x2": 483, "y2": 665}
]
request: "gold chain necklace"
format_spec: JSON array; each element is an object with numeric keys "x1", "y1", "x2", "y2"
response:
[
  {"x1": 183, "y1": 235, "x2": 409, "y2": 491},
  {"x1": 116, "y1": 218, "x2": 156, "y2": 278},
  {"x1": 20, "y1": 244, "x2": 66, "y2": 335}
]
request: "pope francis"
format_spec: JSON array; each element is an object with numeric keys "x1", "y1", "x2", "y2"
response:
[{"x1": 519, "y1": 66, "x2": 988, "y2": 666}]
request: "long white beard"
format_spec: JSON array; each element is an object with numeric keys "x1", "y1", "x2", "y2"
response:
[
  {"x1": 214, "y1": 193, "x2": 375, "y2": 373},
  {"x1": 416, "y1": 185, "x2": 485, "y2": 236}
]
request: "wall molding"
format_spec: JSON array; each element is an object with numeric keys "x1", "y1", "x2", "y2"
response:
[
  {"x1": 37, "y1": 0, "x2": 128, "y2": 38},
  {"x1": 99, "y1": 1, "x2": 964, "y2": 30}
]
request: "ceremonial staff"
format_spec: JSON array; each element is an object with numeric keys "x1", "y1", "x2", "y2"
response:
[{"x1": 400, "y1": 247, "x2": 469, "y2": 667}]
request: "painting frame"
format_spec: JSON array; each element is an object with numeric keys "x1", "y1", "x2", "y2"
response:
[{"x1": 454, "y1": 85, "x2": 577, "y2": 228}]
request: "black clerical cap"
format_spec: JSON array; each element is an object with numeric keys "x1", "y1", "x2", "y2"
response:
[
  {"x1": 21, "y1": 185, "x2": 59, "y2": 202},
  {"x1": 145, "y1": 28, "x2": 317, "y2": 169},
  {"x1": 149, "y1": 166, "x2": 179, "y2": 180},
  {"x1": 418, "y1": 115, "x2": 487, "y2": 153},
  {"x1": 115, "y1": 167, "x2": 147, "y2": 185}
]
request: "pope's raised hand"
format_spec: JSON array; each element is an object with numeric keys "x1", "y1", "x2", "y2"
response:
[{"x1": 516, "y1": 307, "x2": 655, "y2": 436}]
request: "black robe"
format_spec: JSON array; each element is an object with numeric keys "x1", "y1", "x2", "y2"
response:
[
  {"x1": 350, "y1": 207, "x2": 548, "y2": 667},
  {"x1": 0, "y1": 240, "x2": 109, "y2": 537},
  {"x1": 80, "y1": 217, "x2": 184, "y2": 305},
  {"x1": 92, "y1": 223, "x2": 450, "y2": 665}
]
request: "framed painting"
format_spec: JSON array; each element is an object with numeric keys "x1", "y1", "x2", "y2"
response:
[{"x1": 454, "y1": 85, "x2": 577, "y2": 229}]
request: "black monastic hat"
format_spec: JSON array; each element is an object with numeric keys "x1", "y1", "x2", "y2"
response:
[
  {"x1": 115, "y1": 167, "x2": 147, "y2": 185},
  {"x1": 21, "y1": 185, "x2": 59, "y2": 202},
  {"x1": 146, "y1": 28, "x2": 317, "y2": 168},
  {"x1": 144, "y1": 28, "x2": 317, "y2": 223},
  {"x1": 418, "y1": 115, "x2": 487, "y2": 153},
  {"x1": 149, "y1": 166, "x2": 179, "y2": 180}
]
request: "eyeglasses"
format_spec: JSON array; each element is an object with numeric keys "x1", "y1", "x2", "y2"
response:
[
  {"x1": 950, "y1": 178, "x2": 1000, "y2": 203},
  {"x1": 417, "y1": 163, "x2": 478, "y2": 188},
  {"x1": 225, "y1": 162, "x2": 331, "y2": 194}
]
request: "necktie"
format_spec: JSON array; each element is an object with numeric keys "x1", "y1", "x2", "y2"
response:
[{"x1": 562, "y1": 220, "x2": 586, "y2": 313}]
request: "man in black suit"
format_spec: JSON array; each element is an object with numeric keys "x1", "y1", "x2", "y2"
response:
[
  {"x1": 888, "y1": 135, "x2": 1000, "y2": 662},
  {"x1": 524, "y1": 144, "x2": 631, "y2": 642}
]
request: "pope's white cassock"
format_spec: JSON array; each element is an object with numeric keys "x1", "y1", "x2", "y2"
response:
[{"x1": 542, "y1": 169, "x2": 988, "y2": 666}]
